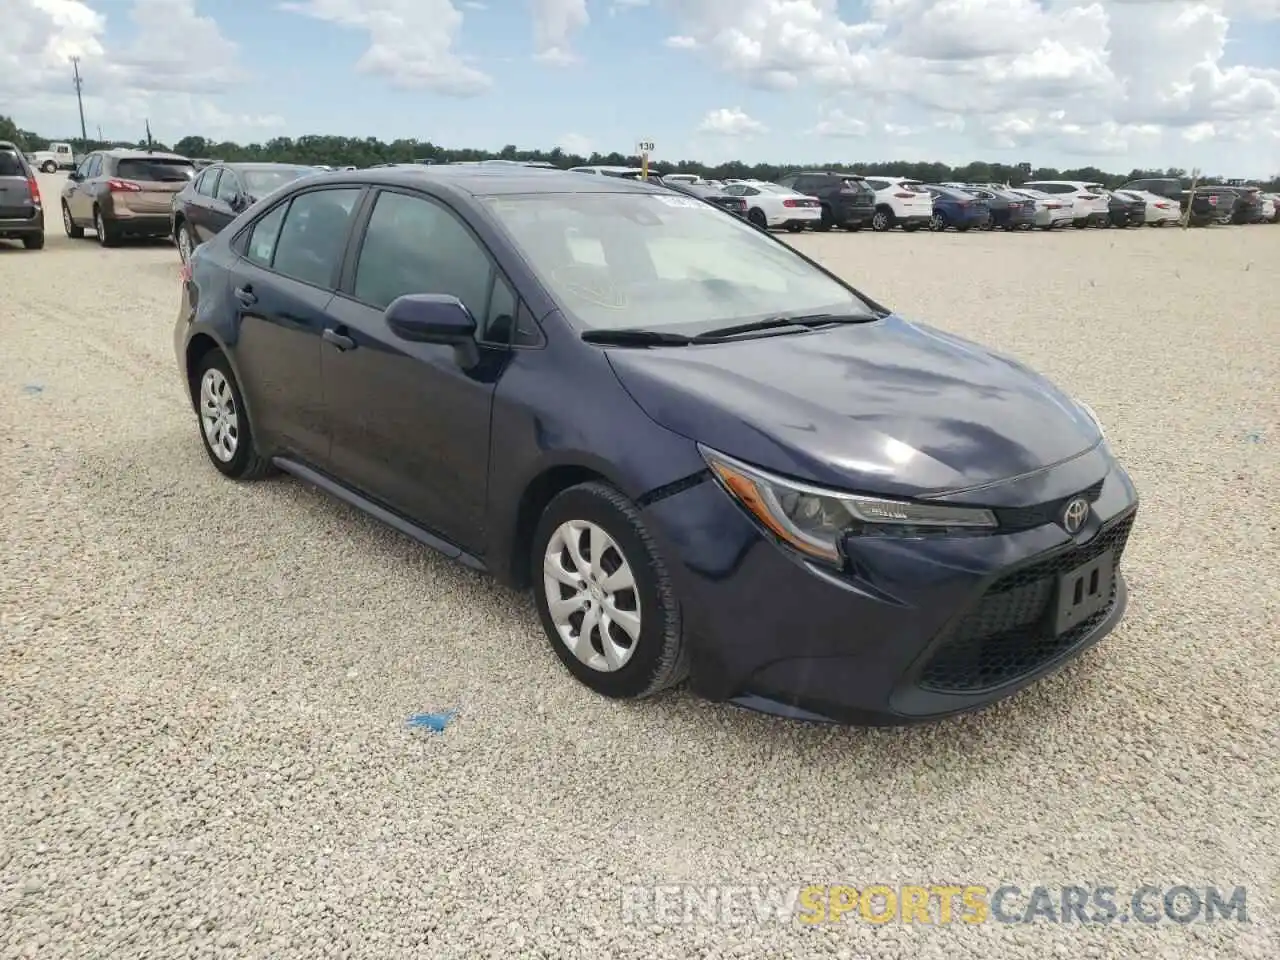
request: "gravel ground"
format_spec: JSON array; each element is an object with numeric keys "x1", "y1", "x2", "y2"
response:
[{"x1": 2, "y1": 172, "x2": 1277, "y2": 959}]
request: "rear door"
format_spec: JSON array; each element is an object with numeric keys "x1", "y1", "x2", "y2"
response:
[
  {"x1": 0, "y1": 146, "x2": 36, "y2": 222},
  {"x1": 225, "y1": 186, "x2": 365, "y2": 464},
  {"x1": 184, "y1": 167, "x2": 222, "y2": 243},
  {"x1": 111, "y1": 156, "x2": 195, "y2": 218}
]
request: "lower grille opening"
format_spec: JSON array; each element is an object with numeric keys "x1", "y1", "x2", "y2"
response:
[{"x1": 917, "y1": 512, "x2": 1135, "y2": 694}]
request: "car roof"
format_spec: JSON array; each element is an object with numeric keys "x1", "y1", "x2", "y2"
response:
[
  {"x1": 220, "y1": 162, "x2": 318, "y2": 172},
  {"x1": 102, "y1": 148, "x2": 189, "y2": 160},
  {"x1": 299, "y1": 165, "x2": 670, "y2": 197}
]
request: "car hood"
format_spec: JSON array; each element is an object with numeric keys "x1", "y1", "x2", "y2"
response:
[{"x1": 605, "y1": 315, "x2": 1101, "y2": 498}]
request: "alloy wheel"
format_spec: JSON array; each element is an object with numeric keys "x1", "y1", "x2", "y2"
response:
[
  {"x1": 95, "y1": 211, "x2": 106, "y2": 244},
  {"x1": 177, "y1": 225, "x2": 192, "y2": 262},
  {"x1": 872, "y1": 210, "x2": 890, "y2": 232},
  {"x1": 542, "y1": 520, "x2": 641, "y2": 673},
  {"x1": 61, "y1": 204, "x2": 73, "y2": 236},
  {"x1": 930, "y1": 212, "x2": 946, "y2": 231},
  {"x1": 199, "y1": 368, "x2": 239, "y2": 462}
]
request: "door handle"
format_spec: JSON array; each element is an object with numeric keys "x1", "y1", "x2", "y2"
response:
[
  {"x1": 234, "y1": 285, "x2": 257, "y2": 306},
  {"x1": 323, "y1": 327, "x2": 356, "y2": 351}
]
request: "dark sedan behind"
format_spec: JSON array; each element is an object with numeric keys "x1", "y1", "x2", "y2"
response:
[
  {"x1": 1104, "y1": 190, "x2": 1146, "y2": 227},
  {"x1": 659, "y1": 178, "x2": 749, "y2": 219},
  {"x1": 171, "y1": 162, "x2": 319, "y2": 261}
]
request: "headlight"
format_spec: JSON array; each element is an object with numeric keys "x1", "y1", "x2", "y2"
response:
[
  {"x1": 699, "y1": 446, "x2": 997, "y2": 564},
  {"x1": 1074, "y1": 397, "x2": 1106, "y2": 439}
]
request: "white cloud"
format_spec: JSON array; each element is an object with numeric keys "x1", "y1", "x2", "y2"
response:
[
  {"x1": 665, "y1": 0, "x2": 1280, "y2": 169},
  {"x1": 665, "y1": 34, "x2": 699, "y2": 48},
  {"x1": 558, "y1": 132, "x2": 594, "y2": 155},
  {"x1": 810, "y1": 108, "x2": 867, "y2": 137},
  {"x1": 531, "y1": 0, "x2": 589, "y2": 64},
  {"x1": 0, "y1": 0, "x2": 277, "y2": 141},
  {"x1": 697, "y1": 106, "x2": 766, "y2": 135},
  {"x1": 282, "y1": 0, "x2": 492, "y2": 94}
]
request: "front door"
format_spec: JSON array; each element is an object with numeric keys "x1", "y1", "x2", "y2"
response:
[
  {"x1": 226, "y1": 186, "x2": 364, "y2": 464},
  {"x1": 321, "y1": 188, "x2": 511, "y2": 551},
  {"x1": 67, "y1": 154, "x2": 99, "y2": 221}
]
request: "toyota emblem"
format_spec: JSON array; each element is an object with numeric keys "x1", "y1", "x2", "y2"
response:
[{"x1": 1061, "y1": 497, "x2": 1090, "y2": 534}]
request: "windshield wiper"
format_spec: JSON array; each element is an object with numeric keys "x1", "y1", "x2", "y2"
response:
[
  {"x1": 580, "y1": 328, "x2": 693, "y2": 346},
  {"x1": 692, "y1": 312, "x2": 879, "y2": 341}
]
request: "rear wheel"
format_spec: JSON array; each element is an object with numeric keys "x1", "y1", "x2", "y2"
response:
[
  {"x1": 1073, "y1": 220, "x2": 1089, "y2": 229},
  {"x1": 747, "y1": 208, "x2": 767, "y2": 229},
  {"x1": 176, "y1": 222, "x2": 194, "y2": 262},
  {"x1": 532, "y1": 482, "x2": 688, "y2": 700},
  {"x1": 192, "y1": 350, "x2": 273, "y2": 481},
  {"x1": 786, "y1": 223, "x2": 803, "y2": 233},
  {"x1": 814, "y1": 205, "x2": 833, "y2": 232},
  {"x1": 94, "y1": 207, "x2": 119, "y2": 248},
  {"x1": 22, "y1": 233, "x2": 45, "y2": 250},
  {"x1": 871, "y1": 208, "x2": 893, "y2": 232},
  {"x1": 902, "y1": 223, "x2": 921, "y2": 233}
]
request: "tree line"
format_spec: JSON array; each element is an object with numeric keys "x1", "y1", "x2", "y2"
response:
[{"x1": 4, "y1": 114, "x2": 1277, "y2": 191}]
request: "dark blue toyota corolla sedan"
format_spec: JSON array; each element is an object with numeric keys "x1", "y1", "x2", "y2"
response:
[{"x1": 174, "y1": 165, "x2": 1138, "y2": 725}]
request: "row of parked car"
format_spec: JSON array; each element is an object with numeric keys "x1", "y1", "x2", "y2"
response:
[
  {"x1": 622, "y1": 169, "x2": 1278, "y2": 234},
  {"x1": 3, "y1": 141, "x2": 1277, "y2": 253}
]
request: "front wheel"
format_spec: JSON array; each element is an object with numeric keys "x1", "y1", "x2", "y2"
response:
[
  {"x1": 62, "y1": 202, "x2": 84, "y2": 239},
  {"x1": 41, "y1": 161, "x2": 56, "y2": 174},
  {"x1": 532, "y1": 482, "x2": 688, "y2": 699},
  {"x1": 930, "y1": 212, "x2": 947, "y2": 232}
]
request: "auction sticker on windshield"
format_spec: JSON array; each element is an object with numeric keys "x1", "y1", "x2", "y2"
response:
[{"x1": 654, "y1": 195, "x2": 711, "y2": 209}]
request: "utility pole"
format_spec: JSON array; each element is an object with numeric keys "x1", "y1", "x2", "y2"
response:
[{"x1": 71, "y1": 57, "x2": 88, "y2": 147}]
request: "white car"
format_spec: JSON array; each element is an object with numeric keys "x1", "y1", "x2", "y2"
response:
[
  {"x1": 721, "y1": 182, "x2": 823, "y2": 231},
  {"x1": 1260, "y1": 193, "x2": 1277, "y2": 222},
  {"x1": 1112, "y1": 189, "x2": 1181, "y2": 226},
  {"x1": 1008, "y1": 188, "x2": 1074, "y2": 230},
  {"x1": 862, "y1": 174, "x2": 934, "y2": 232},
  {"x1": 1021, "y1": 180, "x2": 1110, "y2": 228}
]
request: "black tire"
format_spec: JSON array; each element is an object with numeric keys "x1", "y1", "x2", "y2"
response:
[
  {"x1": 1073, "y1": 220, "x2": 1089, "y2": 229},
  {"x1": 192, "y1": 350, "x2": 274, "y2": 481},
  {"x1": 843, "y1": 222, "x2": 862, "y2": 232},
  {"x1": 41, "y1": 161, "x2": 56, "y2": 174},
  {"x1": 814, "y1": 205, "x2": 833, "y2": 232},
  {"x1": 956, "y1": 225, "x2": 971, "y2": 232},
  {"x1": 94, "y1": 207, "x2": 119, "y2": 248},
  {"x1": 871, "y1": 208, "x2": 893, "y2": 232},
  {"x1": 62, "y1": 202, "x2": 84, "y2": 239},
  {"x1": 901, "y1": 223, "x2": 921, "y2": 233},
  {"x1": 22, "y1": 233, "x2": 45, "y2": 250},
  {"x1": 786, "y1": 223, "x2": 803, "y2": 233},
  {"x1": 930, "y1": 211, "x2": 947, "y2": 232},
  {"x1": 747, "y1": 208, "x2": 767, "y2": 229},
  {"x1": 531, "y1": 482, "x2": 688, "y2": 700}
]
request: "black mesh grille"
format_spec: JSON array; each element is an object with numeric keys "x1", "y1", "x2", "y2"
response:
[
  {"x1": 993, "y1": 479, "x2": 1105, "y2": 532},
  {"x1": 917, "y1": 511, "x2": 1135, "y2": 694}
]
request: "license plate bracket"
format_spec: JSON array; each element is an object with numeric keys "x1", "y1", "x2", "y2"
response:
[{"x1": 1053, "y1": 551, "x2": 1115, "y2": 635}]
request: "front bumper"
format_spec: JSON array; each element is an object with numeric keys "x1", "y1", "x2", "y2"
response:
[{"x1": 641, "y1": 450, "x2": 1139, "y2": 725}]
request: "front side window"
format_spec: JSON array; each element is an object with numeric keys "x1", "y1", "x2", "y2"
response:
[
  {"x1": 270, "y1": 188, "x2": 361, "y2": 287},
  {"x1": 483, "y1": 192, "x2": 873, "y2": 335},
  {"x1": 84, "y1": 155, "x2": 101, "y2": 179},
  {"x1": 352, "y1": 190, "x2": 495, "y2": 321}
]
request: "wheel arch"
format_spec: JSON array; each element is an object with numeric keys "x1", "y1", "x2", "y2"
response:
[{"x1": 506, "y1": 464, "x2": 613, "y2": 590}]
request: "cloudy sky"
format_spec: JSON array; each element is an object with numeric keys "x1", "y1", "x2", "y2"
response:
[{"x1": 4, "y1": 0, "x2": 1279, "y2": 174}]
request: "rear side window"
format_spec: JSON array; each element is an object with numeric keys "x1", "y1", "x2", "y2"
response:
[
  {"x1": 245, "y1": 202, "x2": 288, "y2": 267},
  {"x1": 270, "y1": 188, "x2": 361, "y2": 287},
  {"x1": 352, "y1": 190, "x2": 494, "y2": 321},
  {"x1": 116, "y1": 158, "x2": 194, "y2": 183},
  {"x1": 865, "y1": 179, "x2": 888, "y2": 190},
  {"x1": 0, "y1": 150, "x2": 27, "y2": 176},
  {"x1": 195, "y1": 169, "x2": 220, "y2": 197}
]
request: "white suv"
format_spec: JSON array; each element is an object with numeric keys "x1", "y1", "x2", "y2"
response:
[
  {"x1": 1020, "y1": 180, "x2": 1110, "y2": 228},
  {"x1": 862, "y1": 175, "x2": 934, "y2": 232}
]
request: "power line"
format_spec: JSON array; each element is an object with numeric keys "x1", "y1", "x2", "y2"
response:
[{"x1": 71, "y1": 56, "x2": 88, "y2": 145}]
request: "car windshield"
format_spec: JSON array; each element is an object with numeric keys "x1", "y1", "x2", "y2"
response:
[
  {"x1": 242, "y1": 167, "x2": 315, "y2": 195},
  {"x1": 116, "y1": 158, "x2": 194, "y2": 182},
  {"x1": 483, "y1": 192, "x2": 873, "y2": 334}
]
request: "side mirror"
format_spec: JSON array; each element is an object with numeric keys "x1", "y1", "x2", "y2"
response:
[
  {"x1": 68, "y1": 171, "x2": 82, "y2": 182},
  {"x1": 385, "y1": 294, "x2": 479, "y2": 367}
]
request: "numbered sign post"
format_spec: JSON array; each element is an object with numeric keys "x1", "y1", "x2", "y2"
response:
[{"x1": 637, "y1": 140, "x2": 655, "y2": 180}]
